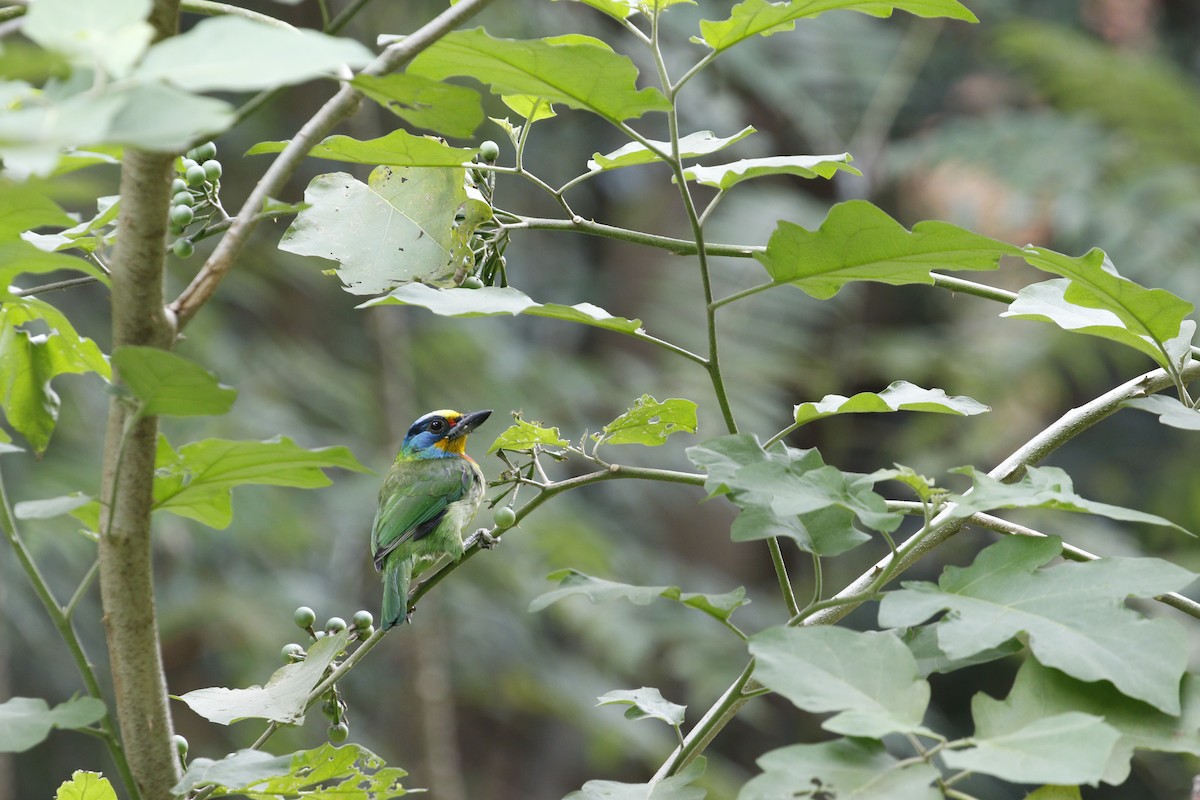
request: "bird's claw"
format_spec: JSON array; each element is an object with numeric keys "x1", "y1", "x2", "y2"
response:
[{"x1": 467, "y1": 528, "x2": 500, "y2": 550}]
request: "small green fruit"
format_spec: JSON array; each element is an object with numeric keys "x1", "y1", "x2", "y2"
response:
[
  {"x1": 281, "y1": 642, "x2": 305, "y2": 662},
  {"x1": 294, "y1": 606, "x2": 317, "y2": 629},
  {"x1": 494, "y1": 505, "x2": 517, "y2": 529},
  {"x1": 321, "y1": 696, "x2": 340, "y2": 720},
  {"x1": 202, "y1": 159, "x2": 222, "y2": 181},
  {"x1": 352, "y1": 610, "x2": 373, "y2": 630},
  {"x1": 170, "y1": 204, "x2": 194, "y2": 228},
  {"x1": 325, "y1": 616, "x2": 347, "y2": 634},
  {"x1": 185, "y1": 164, "x2": 207, "y2": 187},
  {"x1": 328, "y1": 722, "x2": 349, "y2": 743},
  {"x1": 461, "y1": 275, "x2": 485, "y2": 289},
  {"x1": 172, "y1": 238, "x2": 195, "y2": 259},
  {"x1": 478, "y1": 140, "x2": 500, "y2": 162},
  {"x1": 180, "y1": 157, "x2": 198, "y2": 172},
  {"x1": 171, "y1": 178, "x2": 188, "y2": 194},
  {"x1": 191, "y1": 141, "x2": 217, "y2": 162},
  {"x1": 171, "y1": 191, "x2": 193, "y2": 207},
  {"x1": 172, "y1": 734, "x2": 188, "y2": 758}
]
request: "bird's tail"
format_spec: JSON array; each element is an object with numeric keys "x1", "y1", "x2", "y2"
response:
[{"x1": 381, "y1": 555, "x2": 414, "y2": 630}]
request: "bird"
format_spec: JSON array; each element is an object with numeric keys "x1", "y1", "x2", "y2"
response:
[{"x1": 371, "y1": 408, "x2": 492, "y2": 629}]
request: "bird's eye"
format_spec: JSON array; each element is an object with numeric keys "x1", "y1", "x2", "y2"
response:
[{"x1": 429, "y1": 420, "x2": 445, "y2": 433}]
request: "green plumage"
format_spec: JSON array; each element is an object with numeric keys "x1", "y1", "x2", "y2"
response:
[{"x1": 371, "y1": 444, "x2": 486, "y2": 629}]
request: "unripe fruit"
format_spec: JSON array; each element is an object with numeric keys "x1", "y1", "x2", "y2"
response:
[
  {"x1": 325, "y1": 617, "x2": 347, "y2": 634},
  {"x1": 172, "y1": 734, "x2": 188, "y2": 758},
  {"x1": 202, "y1": 159, "x2": 222, "y2": 181},
  {"x1": 170, "y1": 204, "x2": 194, "y2": 228},
  {"x1": 328, "y1": 722, "x2": 349, "y2": 743},
  {"x1": 461, "y1": 275, "x2": 484, "y2": 289},
  {"x1": 281, "y1": 642, "x2": 304, "y2": 662},
  {"x1": 171, "y1": 178, "x2": 188, "y2": 194},
  {"x1": 478, "y1": 140, "x2": 500, "y2": 162},
  {"x1": 191, "y1": 141, "x2": 217, "y2": 162},
  {"x1": 494, "y1": 505, "x2": 517, "y2": 529},
  {"x1": 352, "y1": 610, "x2": 373, "y2": 630},
  {"x1": 172, "y1": 238, "x2": 195, "y2": 259},
  {"x1": 180, "y1": 157, "x2": 198, "y2": 171},
  {"x1": 185, "y1": 164, "x2": 207, "y2": 187},
  {"x1": 321, "y1": 697, "x2": 339, "y2": 720},
  {"x1": 172, "y1": 191, "x2": 192, "y2": 207},
  {"x1": 294, "y1": 606, "x2": 316, "y2": 629}
]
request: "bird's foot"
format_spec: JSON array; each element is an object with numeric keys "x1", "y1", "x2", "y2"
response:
[{"x1": 466, "y1": 528, "x2": 500, "y2": 550}]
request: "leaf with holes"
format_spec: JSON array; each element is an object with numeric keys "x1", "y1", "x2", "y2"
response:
[{"x1": 594, "y1": 395, "x2": 698, "y2": 447}]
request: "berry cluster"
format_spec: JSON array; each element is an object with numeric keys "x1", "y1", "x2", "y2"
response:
[
  {"x1": 169, "y1": 141, "x2": 226, "y2": 258},
  {"x1": 459, "y1": 139, "x2": 510, "y2": 289},
  {"x1": 283, "y1": 606, "x2": 375, "y2": 743}
]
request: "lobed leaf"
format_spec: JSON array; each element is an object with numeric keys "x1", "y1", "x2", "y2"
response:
[
  {"x1": 111, "y1": 346, "x2": 237, "y2": 418},
  {"x1": 350, "y1": 73, "x2": 484, "y2": 138},
  {"x1": 589, "y1": 127, "x2": 755, "y2": 171},
  {"x1": 176, "y1": 631, "x2": 349, "y2": 725},
  {"x1": 750, "y1": 626, "x2": 933, "y2": 738},
  {"x1": 530, "y1": 569, "x2": 749, "y2": 624},
  {"x1": 407, "y1": 28, "x2": 671, "y2": 125},
  {"x1": 174, "y1": 742, "x2": 409, "y2": 798},
  {"x1": 682, "y1": 153, "x2": 860, "y2": 189},
  {"x1": 488, "y1": 417, "x2": 570, "y2": 454},
  {"x1": 879, "y1": 535, "x2": 1197, "y2": 714},
  {"x1": 755, "y1": 200, "x2": 1021, "y2": 299},
  {"x1": 738, "y1": 739, "x2": 939, "y2": 800},
  {"x1": 24, "y1": 0, "x2": 153, "y2": 78},
  {"x1": 1123, "y1": 394, "x2": 1200, "y2": 431},
  {"x1": 0, "y1": 696, "x2": 107, "y2": 753},
  {"x1": 361, "y1": 283, "x2": 645, "y2": 335},
  {"x1": 596, "y1": 687, "x2": 686, "y2": 728},
  {"x1": 55, "y1": 771, "x2": 118, "y2": 800},
  {"x1": 564, "y1": 756, "x2": 706, "y2": 800},
  {"x1": 594, "y1": 395, "x2": 698, "y2": 447},
  {"x1": 792, "y1": 379, "x2": 988, "y2": 427},
  {"x1": 247, "y1": 130, "x2": 476, "y2": 167}
]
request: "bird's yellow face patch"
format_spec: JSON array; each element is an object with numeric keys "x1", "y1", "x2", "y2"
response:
[{"x1": 434, "y1": 435, "x2": 467, "y2": 454}]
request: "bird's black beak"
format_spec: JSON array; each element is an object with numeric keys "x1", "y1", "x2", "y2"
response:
[{"x1": 448, "y1": 409, "x2": 491, "y2": 439}]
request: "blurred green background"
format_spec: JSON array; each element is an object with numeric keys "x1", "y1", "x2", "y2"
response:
[{"x1": 4, "y1": 0, "x2": 1200, "y2": 797}]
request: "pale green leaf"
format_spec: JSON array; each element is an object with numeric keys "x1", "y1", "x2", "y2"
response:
[
  {"x1": 361, "y1": 283, "x2": 645, "y2": 335},
  {"x1": 0, "y1": 241, "x2": 107, "y2": 292},
  {"x1": 280, "y1": 166, "x2": 468, "y2": 294},
  {"x1": 793, "y1": 380, "x2": 989, "y2": 427},
  {"x1": 588, "y1": 127, "x2": 756, "y2": 171},
  {"x1": 14, "y1": 492, "x2": 93, "y2": 520},
  {"x1": 247, "y1": 130, "x2": 476, "y2": 167},
  {"x1": 0, "y1": 696, "x2": 106, "y2": 753},
  {"x1": 174, "y1": 743, "x2": 409, "y2": 798},
  {"x1": 597, "y1": 687, "x2": 686, "y2": 728},
  {"x1": 750, "y1": 626, "x2": 932, "y2": 737},
  {"x1": 0, "y1": 180, "x2": 75, "y2": 238},
  {"x1": 530, "y1": 569, "x2": 749, "y2": 624},
  {"x1": 176, "y1": 632, "x2": 349, "y2": 725},
  {"x1": 682, "y1": 153, "x2": 860, "y2": 189},
  {"x1": 879, "y1": 535, "x2": 1197, "y2": 714},
  {"x1": 594, "y1": 395, "x2": 697, "y2": 446},
  {"x1": 565, "y1": 757, "x2": 705, "y2": 800},
  {"x1": 103, "y1": 83, "x2": 236, "y2": 152},
  {"x1": 408, "y1": 28, "x2": 671, "y2": 124},
  {"x1": 350, "y1": 73, "x2": 484, "y2": 138},
  {"x1": 24, "y1": 0, "x2": 153, "y2": 77},
  {"x1": 501, "y1": 95, "x2": 557, "y2": 121},
  {"x1": 488, "y1": 418, "x2": 570, "y2": 454},
  {"x1": 173, "y1": 750, "x2": 292, "y2": 796},
  {"x1": 901, "y1": 625, "x2": 1022, "y2": 677},
  {"x1": 111, "y1": 346, "x2": 237, "y2": 418},
  {"x1": 738, "y1": 739, "x2": 940, "y2": 800},
  {"x1": 756, "y1": 200, "x2": 1021, "y2": 299},
  {"x1": 1124, "y1": 394, "x2": 1200, "y2": 431},
  {"x1": 55, "y1": 771, "x2": 118, "y2": 800},
  {"x1": 133, "y1": 16, "x2": 374, "y2": 91}
]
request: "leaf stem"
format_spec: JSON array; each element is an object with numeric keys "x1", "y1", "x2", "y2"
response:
[{"x1": 503, "y1": 216, "x2": 756, "y2": 257}]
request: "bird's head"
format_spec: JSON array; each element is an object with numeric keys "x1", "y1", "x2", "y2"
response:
[{"x1": 399, "y1": 409, "x2": 492, "y2": 459}]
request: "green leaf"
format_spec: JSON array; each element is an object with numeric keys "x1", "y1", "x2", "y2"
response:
[
  {"x1": 879, "y1": 535, "x2": 1197, "y2": 714},
  {"x1": 22, "y1": 194, "x2": 120, "y2": 255},
  {"x1": 0, "y1": 296, "x2": 110, "y2": 453},
  {"x1": 132, "y1": 16, "x2": 374, "y2": 91},
  {"x1": 279, "y1": 166, "x2": 469, "y2": 295},
  {"x1": 488, "y1": 417, "x2": 570, "y2": 454},
  {"x1": 351, "y1": 73, "x2": 484, "y2": 138},
  {"x1": 564, "y1": 756, "x2": 706, "y2": 800},
  {"x1": 111, "y1": 346, "x2": 237, "y2": 418},
  {"x1": 756, "y1": 200, "x2": 1021, "y2": 299},
  {"x1": 750, "y1": 626, "x2": 933, "y2": 737},
  {"x1": 361, "y1": 283, "x2": 645, "y2": 335},
  {"x1": 589, "y1": 127, "x2": 756, "y2": 171},
  {"x1": 55, "y1": 771, "x2": 118, "y2": 800},
  {"x1": 596, "y1": 687, "x2": 686, "y2": 728},
  {"x1": 0, "y1": 696, "x2": 107, "y2": 753},
  {"x1": 901, "y1": 624, "x2": 1022, "y2": 677},
  {"x1": 946, "y1": 465, "x2": 1189, "y2": 533},
  {"x1": 594, "y1": 395, "x2": 698, "y2": 446},
  {"x1": 943, "y1": 711, "x2": 1119, "y2": 786},
  {"x1": 697, "y1": 0, "x2": 977, "y2": 54},
  {"x1": 682, "y1": 153, "x2": 860, "y2": 189},
  {"x1": 103, "y1": 83, "x2": 236, "y2": 152},
  {"x1": 530, "y1": 568, "x2": 749, "y2": 624},
  {"x1": 24, "y1": 0, "x2": 153, "y2": 78},
  {"x1": 1005, "y1": 247, "x2": 1196, "y2": 370},
  {"x1": 552, "y1": 0, "x2": 639, "y2": 22},
  {"x1": 993, "y1": 658, "x2": 1200, "y2": 785},
  {"x1": 0, "y1": 241, "x2": 106, "y2": 292},
  {"x1": 408, "y1": 28, "x2": 671, "y2": 124},
  {"x1": 153, "y1": 435, "x2": 370, "y2": 530},
  {"x1": 869, "y1": 464, "x2": 948, "y2": 507},
  {"x1": 0, "y1": 180, "x2": 75, "y2": 239},
  {"x1": 14, "y1": 492, "x2": 93, "y2": 520},
  {"x1": 174, "y1": 743, "x2": 409, "y2": 798},
  {"x1": 176, "y1": 631, "x2": 349, "y2": 725},
  {"x1": 1025, "y1": 788, "x2": 1082, "y2": 800},
  {"x1": 1123, "y1": 394, "x2": 1200, "y2": 431},
  {"x1": 793, "y1": 380, "x2": 989, "y2": 427},
  {"x1": 738, "y1": 739, "x2": 940, "y2": 800},
  {"x1": 247, "y1": 130, "x2": 476, "y2": 167}
]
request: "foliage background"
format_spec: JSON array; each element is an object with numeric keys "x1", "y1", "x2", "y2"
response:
[{"x1": 3, "y1": 0, "x2": 1199, "y2": 798}]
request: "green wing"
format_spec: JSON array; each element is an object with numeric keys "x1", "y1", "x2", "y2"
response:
[{"x1": 371, "y1": 457, "x2": 473, "y2": 570}]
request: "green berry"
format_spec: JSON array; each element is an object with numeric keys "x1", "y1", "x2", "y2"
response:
[
  {"x1": 294, "y1": 606, "x2": 317, "y2": 629},
  {"x1": 191, "y1": 141, "x2": 217, "y2": 162},
  {"x1": 202, "y1": 159, "x2": 222, "y2": 182},
  {"x1": 325, "y1": 616, "x2": 347, "y2": 634},
  {"x1": 352, "y1": 610, "x2": 373, "y2": 630},
  {"x1": 171, "y1": 191, "x2": 193, "y2": 207},
  {"x1": 328, "y1": 722, "x2": 349, "y2": 743},
  {"x1": 281, "y1": 642, "x2": 305, "y2": 662},
  {"x1": 172, "y1": 734, "x2": 188, "y2": 758},
  {"x1": 171, "y1": 178, "x2": 188, "y2": 194},
  {"x1": 357, "y1": 625, "x2": 375, "y2": 639},
  {"x1": 461, "y1": 275, "x2": 485, "y2": 289},
  {"x1": 494, "y1": 505, "x2": 517, "y2": 529},
  {"x1": 180, "y1": 157, "x2": 198, "y2": 171},
  {"x1": 184, "y1": 164, "x2": 207, "y2": 187},
  {"x1": 170, "y1": 204, "x2": 194, "y2": 228},
  {"x1": 321, "y1": 696, "x2": 340, "y2": 720},
  {"x1": 172, "y1": 238, "x2": 195, "y2": 259},
  {"x1": 478, "y1": 140, "x2": 500, "y2": 162}
]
